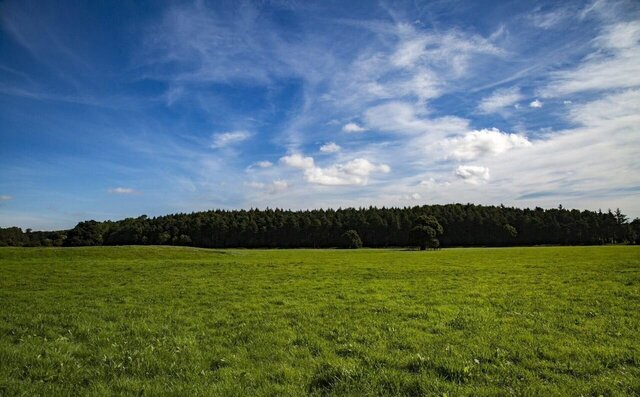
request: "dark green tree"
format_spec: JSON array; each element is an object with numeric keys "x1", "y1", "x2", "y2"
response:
[
  {"x1": 65, "y1": 221, "x2": 104, "y2": 246},
  {"x1": 341, "y1": 230, "x2": 362, "y2": 249},
  {"x1": 412, "y1": 215, "x2": 444, "y2": 250}
]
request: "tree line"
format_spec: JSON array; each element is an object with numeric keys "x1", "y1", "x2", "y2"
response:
[{"x1": 1, "y1": 204, "x2": 639, "y2": 248}]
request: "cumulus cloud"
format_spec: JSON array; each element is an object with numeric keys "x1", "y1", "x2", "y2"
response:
[
  {"x1": 442, "y1": 128, "x2": 531, "y2": 161},
  {"x1": 320, "y1": 142, "x2": 341, "y2": 153},
  {"x1": 477, "y1": 87, "x2": 523, "y2": 113},
  {"x1": 340, "y1": 158, "x2": 391, "y2": 176},
  {"x1": 0, "y1": 195, "x2": 13, "y2": 201},
  {"x1": 529, "y1": 99, "x2": 543, "y2": 108},
  {"x1": 255, "y1": 161, "x2": 273, "y2": 168},
  {"x1": 280, "y1": 153, "x2": 315, "y2": 169},
  {"x1": 211, "y1": 130, "x2": 251, "y2": 149},
  {"x1": 342, "y1": 122, "x2": 366, "y2": 133},
  {"x1": 281, "y1": 154, "x2": 390, "y2": 186},
  {"x1": 455, "y1": 165, "x2": 490, "y2": 185},
  {"x1": 305, "y1": 159, "x2": 390, "y2": 186},
  {"x1": 108, "y1": 187, "x2": 136, "y2": 194}
]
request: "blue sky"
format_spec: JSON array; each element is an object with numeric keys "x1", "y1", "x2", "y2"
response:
[{"x1": 1, "y1": 0, "x2": 639, "y2": 230}]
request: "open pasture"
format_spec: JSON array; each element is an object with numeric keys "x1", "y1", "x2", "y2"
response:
[{"x1": 1, "y1": 246, "x2": 639, "y2": 396}]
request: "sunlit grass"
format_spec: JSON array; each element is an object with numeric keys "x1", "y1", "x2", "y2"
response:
[{"x1": 1, "y1": 246, "x2": 639, "y2": 395}]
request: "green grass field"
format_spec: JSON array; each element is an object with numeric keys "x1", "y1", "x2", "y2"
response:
[{"x1": 1, "y1": 246, "x2": 639, "y2": 396}]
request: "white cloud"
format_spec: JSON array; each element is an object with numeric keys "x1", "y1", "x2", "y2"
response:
[
  {"x1": 455, "y1": 165, "x2": 490, "y2": 185},
  {"x1": 319, "y1": 22, "x2": 502, "y2": 113},
  {"x1": 391, "y1": 35, "x2": 428, "y2": 68},
  {"x1": 529, "y1": 99, "x2": 543, "y2": 108},
  {"x1": 281, "y1": 154, "x2": 390, "y2": 186},
  {"x1": 246, "y1": 180, "x2": 289, "y2": 193},
  {"x1": 305, "y1": 158, "x2": 390, "y2": 186},
  {"x1": 340, "y1": 158, "x2": 390, "y2": 176},
  {"x1": 0, "y1": 195, "x2": 13, "y2": 201},
  {"x1": 391, "y1": 27, "x2": 501, "y2": 76},
  {"x1": 401, "y1": 69, "x2": 441, "y2": 103},
  {"x1": 364, "y1": 101, "x2": 468, "y2": 137},
  {"x1": 568, "y1": 88, "x2": 640, "y2": 128},
  {"x1": 477, "y1": 87, "x2": 523, "y2": 113},
  {"x1": 596, "y1": 20, "x2": 640, "y2": 50},
  {"x1": 342, "y1": 122, "x2": 366, "y2": 133},
  {"x1": 541, "y1": 21, "x2": 640, "y2": 97},
  {"x1": 469, "y1": 89, "x2": 640, "y2": 211},
  {"x1": 280, "y1": 153, "x2": 315, "y2": 169},
  {"x1": 442, "y1": 128, "x2": 531, "y2": 161},
  {"x1": 211, "y1": 130, "x2": 251, "y2": 149},
  {"x1": 418, "y1": 178, "x2": 451, "y2": 190},
  {"x1": 108, "y1": 187, "x2": 136, "y2": 195},
  {"x1": 320, "y1": 142, "x2": 341, "y2": 153},
  {"x1": 144, "y1": 2, "x2": 315, "y2": 85},
  {"x1": 255, "y1": 161, "x2": 273, "y2": 168}
]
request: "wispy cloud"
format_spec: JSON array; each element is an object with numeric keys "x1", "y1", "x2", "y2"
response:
[
  {"x1": 477, "y1": 87, "x2": 523, "y2": 113},
  {"x1": 211, "y1": 130, "x2": 251, "y2": 149},
  {"x1": 246, "y1": 180, "x2": 289, "y2": 194},
  {"x1": 364, "y1": 101, "x2": 469, "y2": 137},
  {"x1": 528, "y1": 8, "x2": 571, "y2": 29},
  {"x1": 254, "y1": 161, "x2": 273, "y2": 168},
  {"x1": 107, "y1": 187, "x2": 137, "y2": 195},
  {"x1": 0, "y1": 195, "x2": 14, "y2": 201},
  {"x1": 541, "y1": 20, "x2": 640, "y2": 97}
]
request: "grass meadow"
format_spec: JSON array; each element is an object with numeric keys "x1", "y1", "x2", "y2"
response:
[{"x1": 0, "y1": 246, "x2": 639, "y2": 396}]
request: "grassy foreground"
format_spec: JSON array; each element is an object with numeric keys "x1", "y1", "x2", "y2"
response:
[{"x1": 0, "y1": 246, "x2": 639, "y2": 396}]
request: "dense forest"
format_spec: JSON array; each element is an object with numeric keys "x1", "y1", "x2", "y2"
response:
[{"x1": 1, "y1": 204, "x2": 639, "y2": 248}]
